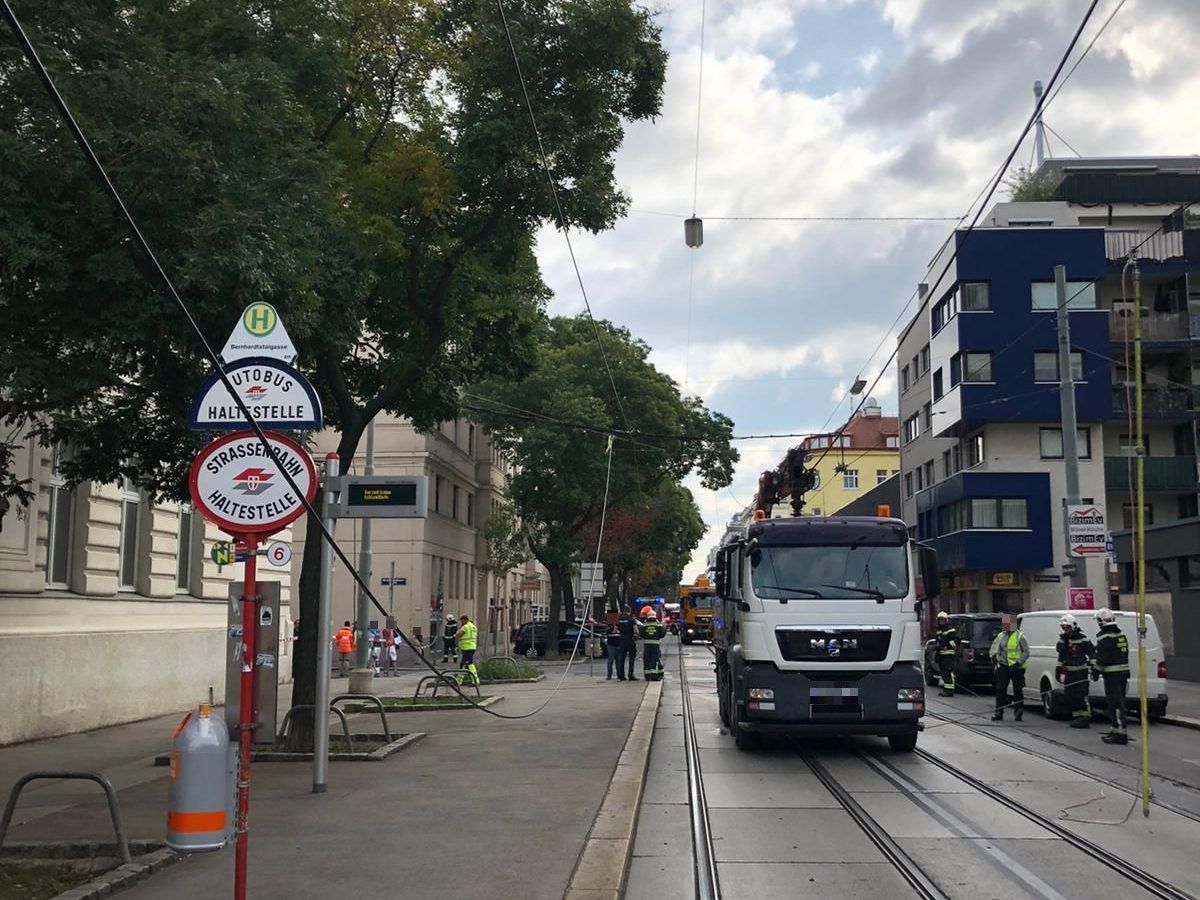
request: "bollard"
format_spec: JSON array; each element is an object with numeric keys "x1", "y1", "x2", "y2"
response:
[{"x1": 167, "y1": 703, "x2": 231, "y2": 853}]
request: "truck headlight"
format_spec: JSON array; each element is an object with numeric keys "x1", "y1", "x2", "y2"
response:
[
  {"x1": 897, "y1": 689, "x2": 923, "y2": 701},
  {"x1": 748, "y1": 688, "x2": 774, "y2": 700}
]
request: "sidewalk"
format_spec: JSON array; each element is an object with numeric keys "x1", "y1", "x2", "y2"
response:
[{"x1": 0, "y1": 664, "x2": 647, "y2": 900}]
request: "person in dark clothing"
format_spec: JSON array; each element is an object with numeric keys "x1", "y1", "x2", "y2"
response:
[
  {"x1": 442, "y1": 614, "x2": 459, "y2": 663},
  {"x1": 1093, "y1": 608, "x2": 1130, "y2": 744},
  {"x1": 616, "y1": 607, "x2": 640, "y2": 680},
  {"x1": 605, "y1": 620, "x2": 623, "y2": 680},
  {"x1": 639, "y1": 606, "x2": 665, "y2": 681},
  {"x1": 934, "y1": 611, "x2": 958, "y2": 697},
  {"x1": 1057, "y1": 613, "x2": 1095, "y2": 728}
]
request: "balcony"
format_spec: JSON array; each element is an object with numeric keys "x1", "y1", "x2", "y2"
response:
[
  {"x1": 1108, "y1": 310, "x2": 1190, "y2": 343},
  {"x1": 1104, "y1": 230, "x2": 1184, "y2": 263},
  {"x1": 1105, "y1": 456, "x2": 1197, "y2": 493},
  {"x1": 1111, "y1": 385, "x2": 1193, "y2": 417}
]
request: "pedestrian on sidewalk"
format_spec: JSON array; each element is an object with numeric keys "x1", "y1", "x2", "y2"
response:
[
  {"x1": 1057, "y1": 613, "x2": 1095, "y2": 729},
  {"x1": 639, "y1": 606, "x2": 665, "y2": 681},
  {"x1": 381, "y1": 623, "x2": 398, "y2": 676},
  {"x1": 605, "y1": 619, "x2": 622, "y2": 680},
  {"x1": 335, "y1": 620, "x2": 355, "y2": 677},
  {"x1": 442, "y1": 614, "x2": 459, "y2": 663},
  {"x1": 935, "y1": 611, "x2": 958, "y2": 697},
  {"x1": 616, "y1": 606, "x2": 639, "y2": 681},
  {"x1": 1094, "y1": 608, "x2": 1130, "y2": 744},
  {"x1": 989, "y1": 614, "x2": 1028, "y2": 721},
  {"x1": 456, "y1": 614, "x2": 479, "y2": 685}
]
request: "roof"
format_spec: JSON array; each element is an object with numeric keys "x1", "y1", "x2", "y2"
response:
[{"x1": 800, "y1": 407, "x2": 898, "y2": 452}]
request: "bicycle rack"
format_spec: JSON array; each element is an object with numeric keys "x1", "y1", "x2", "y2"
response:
[
  {"x1": 330, "y1": 694, "x2": 391, "y2": 743},
  {"x1": 413, "y1": 672, "x2": 481, "y2": 701},
  {"x1": 278, "y1": 705, "x2": 354, "y2": 750},
  {"x1": 485, "y1": 655, "x2": 520, "y2": 680},
  {"x1": 0, "y1": 771, "x2": 130, "y2": 864}
]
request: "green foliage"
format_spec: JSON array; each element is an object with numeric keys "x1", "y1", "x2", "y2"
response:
[
  {"x1": 1004, "y1": 165, "x2": 1059, "y2": 202},
  {"x1": 481, "y1": 498, "x2": 528, "y2": 578},
  {"x1": 477, "y1": 656, "x2": 539, "y2": 681}
]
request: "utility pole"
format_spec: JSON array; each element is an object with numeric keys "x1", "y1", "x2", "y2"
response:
[
  {"x1": 354, "y1": 415, "x2": 376, "y2": 669},
  {"x1": 1055, "y1": 265, "x2": 1087, "y2": 593},
  {"x1": 314, "y1": 454, "x2": 339, "y2": 794},
  {"x1": 1132, "y1": 259, "x2": 1151, "y2": 817}
]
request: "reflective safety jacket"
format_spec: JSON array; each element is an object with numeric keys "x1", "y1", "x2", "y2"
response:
[
  {"x1": 989, "y1": 630, "x2": 1030, "y2": 669},
  {"x1": 1095, "y1": 623, "x2": 1129, "y2": 674},
  {"x1": 1056, "y1": 626, "x2": 1094, "y2": 671},
  {"x1": 444, "y1": 620, "x2": 459, "y2": 641},
  {"x1": 458, "y1": 620, "x2": 478, "y2": 651},
  {"x1": 640, "y1": 621, "x2": 664, "y2": 644},
  {"x1": 335, "y1": 627, "x2": 355, "y2": 654},
  {"x1": 935, "y1": 625, "x2": 958, "y2": 656}
]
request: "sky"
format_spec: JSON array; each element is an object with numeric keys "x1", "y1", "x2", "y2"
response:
[{"x1": 533, "y1": 0, "x2": 1200, "y2": 582}]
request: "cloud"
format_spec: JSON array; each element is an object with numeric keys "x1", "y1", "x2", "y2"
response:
[{"x1": 858, "y1": 48, "x2": 881, "y2": 73}]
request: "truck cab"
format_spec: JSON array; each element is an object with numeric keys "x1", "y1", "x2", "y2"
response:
[{"x1": 712, "y1": 514, "x2": 940, "y2": 751}]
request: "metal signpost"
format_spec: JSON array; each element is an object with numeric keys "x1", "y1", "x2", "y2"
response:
[{"x1": 186, "y1": 302, "x2": 320, "y2": 900}]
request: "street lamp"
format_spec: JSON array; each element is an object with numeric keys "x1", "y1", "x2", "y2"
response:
[{"x1": 684, "y1": 216, "x2": 703, "y2": 248}]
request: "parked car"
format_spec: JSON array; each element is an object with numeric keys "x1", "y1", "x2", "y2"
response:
[
  {"x1": 1018, "y1": 610, "x2": 1168, "y2": 720},
  {"x1": 512, "y1": 621, "x2": 606, "y2": 658},
  {"x1": 923, "y1": 613, "x2": 1004, "y2": 688}
]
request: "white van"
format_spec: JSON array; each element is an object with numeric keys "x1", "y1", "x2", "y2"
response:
[{"x1": 1017, "y1": 610, "x2": 1169, "y2": 721}]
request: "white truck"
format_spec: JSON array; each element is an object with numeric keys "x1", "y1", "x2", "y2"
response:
[{"x1": 712, "y1": 513, "x2": 940, "y2": 752}]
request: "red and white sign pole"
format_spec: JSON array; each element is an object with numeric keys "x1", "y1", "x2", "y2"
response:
[{"x1": 234, "y1": 533, "x2": 258, "y2": 900}]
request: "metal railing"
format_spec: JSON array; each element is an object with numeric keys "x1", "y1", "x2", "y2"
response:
[
  {"x1": 329, "y1": 694, "x2": 391, "y2": 743},
  {"x1": 278, "y1": 706, "x2": 353, "y2": 750},
  {"x1": 1105, "y1": 456, "x2": 1198, "y2": 493},
  {"x1": 0, "y1": 771, "x2": 130, "y2": 864}
]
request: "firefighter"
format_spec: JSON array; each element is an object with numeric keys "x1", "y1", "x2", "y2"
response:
[
  {"x1": 640, "y1": 606, "x2": 665, "y2": 681},
  {"x1": 442, "y1": 614, "x2": 459, "y2": 663},
  {"x1": 456, "y1": 614, "x2": 479, "y2": 685},
  {"x1": 935, "y1": 611, "x2": 959, "y2": 697},
  {"x1": 1094, "y1": 608, "x2": 1130, "y2": 744},
  {"x1": 988, "y1": 614, "x2": 1029, "y2": 721},
  {"x1": 1057, "y1": 613, "x2": 1095, "y2": 728},
  {"x1": 335, "y1": 620, "x2": 355, "y2": 677}
]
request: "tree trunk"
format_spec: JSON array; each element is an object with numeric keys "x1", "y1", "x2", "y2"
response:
[
  {"x1": 563, "y1": 575, "x2": 576, "y2": 625},
  {"x1": 545, "y1": 564, "x2": 564, "y2": 660}
]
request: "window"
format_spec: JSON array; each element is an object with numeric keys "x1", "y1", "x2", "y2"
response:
[
  {"x1": 886, "y1": 436, "x2": 899, "y2": 448},
  {"x1": 176, "y1": 505, "x2": 193, "y2": 593},
  {"x1": 1033, "y1": 352, "x2": 1084, "y2": 383},
  {"x1": 915, "y1": 467, "x2": 924, "y2": 491},
  {"x1": 922, "y1": 402, "x2": 932, "y2": 432},
  {"x1": 920, "y1": 345, "x2": 930, "y2": 374},
  {"x1": 1122, "y1": 504, "x2": 1154, "y2": 529},
  {"x1": 891, "y1": 469, "x2": 899, "y2": 476},
  {"x1": 923, "y1": 460, "x2": 934, "y2": 487},
  {"x1": 905, "y1": 473, "x2": 913, "y2": 498},
  {"x1": 942, "y1": 449, "x2": 952, "y2": 479},
  {"x1": 903, "y1": 415, "x2": 919, "y2": 444},
  {"x1": 467, "y1": 493, "x2": 475, "y2": 527},
  {"x1": 971, "y1": 498, "x2": 998, "y2": 527},
  {"x1": 901, "y1": 365, "x2": 910, "y2": 392},
  {"x1": 961, "y1": 497, "x2": 1028, "y2": 529},
  {"x1": 452, "y1": 484, "x2": 460, "y2": 520},
  {"x1": 961, "y1": 282, "x2": 991, "y2": 311},
  {"x1": 876, "y1": 469, "x2": 889, "y2": 486},
  {"x1": 932, "y1": 296, "x2": 954, "y2": 334},
  {"x1": 1000, "y1": 498, "x2": 1028, "y2": 528},
  {"x1": 965, "y1": 432, "x2": 985, "y2": 467},
  {"x1": 953, "y1": 352, "x2": 992, "y2": 383},
  {"x1": 1032, "y1": 281, "x2": 1097, "y2": 310},
  {"x1": 1039, "y1": 427, "x2": 1091, "y2": 459},
  {"x1": 952, "y1": 444, "x2": 962, "y2": 472},
  {"x1": 1180, "y1": 555, "x2": 1200, "y2": 588},
  {"x1": 118, "y1": 476, "x2": 140, "y2": 591},
  {"x1": 911, "y1": 355, "x2": 920, "y2": 379},
  {"x1": 843, "y1": 469, "x2": 859, "y2": 490},
  {"x1": 932, "y1": 369, "x2": 944, "y2": 400},
  {"x1": 468, "y1": 424, "x2": 476, "y2": 456},
  {"x1": 46, "y1": 446, "x2": 73, "y2": 588},
  {"x1": 435, "y1": 476, "x2": 443, "y2": 513}
]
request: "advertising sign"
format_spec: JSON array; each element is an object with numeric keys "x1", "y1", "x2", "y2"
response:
[
  {"x1": 1067, "y1": 504, "x2": 1107, "y2": 557},
  {"x1": 189, "y1": 431, "x2": 316, "y2": 535},
  {"x1": 1066, "y1": 586, "x2": 1095, "y2": 610},
  {"x1": 188, "y1": 357, "x2": 322, "y2": 431},
  {"x1": 220, "y1": 302, "x2": 297, "y2": 364}
]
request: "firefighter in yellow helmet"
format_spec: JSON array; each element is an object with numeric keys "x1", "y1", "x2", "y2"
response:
[{"x1": 455, "y1": 614, "x2": 479, "y2": 685}]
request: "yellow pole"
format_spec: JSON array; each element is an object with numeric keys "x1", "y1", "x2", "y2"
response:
[{"x1": 1132, "y1": 259, "x2": 1150, "y2": 818}]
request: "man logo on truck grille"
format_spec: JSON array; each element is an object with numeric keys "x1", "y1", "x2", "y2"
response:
[
  {"x1": 231, "y1": 467, "x2": 274, "y2": 496},
  {"x1": 811, "y1": 637, "x2": 857, "y2": 657}
]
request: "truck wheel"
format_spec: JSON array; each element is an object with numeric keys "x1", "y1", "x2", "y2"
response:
[
  {"x1": 729, "y1": 683, "x2": 757, "y2": 751},
  {"x1": 1041, "y1": 679, "x2": 1066, "y2": 719},
  {"x1": 717, "y1": 670, "x2": 731, "y2": 728},
  {"x1": 888, "y1": 731, "x2": 918, "y2": 752}
]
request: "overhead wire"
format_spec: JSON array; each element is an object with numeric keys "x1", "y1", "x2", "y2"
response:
[{"x1": 683, "y1": 0, "x2": 707, "y2": 396}]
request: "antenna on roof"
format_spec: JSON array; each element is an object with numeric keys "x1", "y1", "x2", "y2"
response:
[{"x1": 1033, "y1": 81, "x2": 1047, "y2": 170}]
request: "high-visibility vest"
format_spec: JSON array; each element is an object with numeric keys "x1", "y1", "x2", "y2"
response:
[
  {"x1": 1000, "y1": 631, "x2": 1025, "y2": 669},
  {"x1": 335, "y1": 628, "x2": 354, "y2": 654},
  {"x1": 458, "y1": 621, "x2": 478, "y2": 651}
]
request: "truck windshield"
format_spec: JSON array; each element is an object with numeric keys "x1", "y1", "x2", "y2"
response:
[
  {"x1": 687, "y1": 594, "x2": 714, "y2": 610},
  {"x1": 749, "y1": 544, "x2": 908, "y2": 600}
]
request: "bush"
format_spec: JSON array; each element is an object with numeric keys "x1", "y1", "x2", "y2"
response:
[{"x1": 477, "y1": 657, "x2": 540, "y2": 681}]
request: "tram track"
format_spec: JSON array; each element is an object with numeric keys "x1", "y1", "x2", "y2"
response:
[{"x1": 678, "y1": 640, "x2": 721, "y2": 900}]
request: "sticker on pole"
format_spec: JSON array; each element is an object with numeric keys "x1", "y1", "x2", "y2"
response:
[
  {"x1": 188, "y1": 431, "x2": 316, "y2": 536},
  {"x1": 188, "y1": 357, "x2": 322, "y2": 431},
  {"x1": 1066, "y1": 504, "x2": 1107, "y2": 557},
  {"x1": 220, "y1": 302, "x2": 298, "y2": 365}
]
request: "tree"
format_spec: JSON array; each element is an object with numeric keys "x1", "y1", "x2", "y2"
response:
[
  {"x1": 0, "y1": 0, "x2": 666, "y2": 746},
  {"x1": 1004, "y1": 165, "x2": 1059, "y2": 202},
  {"x1": 481, "y1": 497, "x2": 528, "y2": 584},
  {"x1": 471, "y1": 315, "x2": 736, "y2": 654}
]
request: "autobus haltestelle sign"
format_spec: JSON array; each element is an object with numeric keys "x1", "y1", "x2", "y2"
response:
[{"x1": 188, "y1": 431, "x2": 317, "y2": 535}]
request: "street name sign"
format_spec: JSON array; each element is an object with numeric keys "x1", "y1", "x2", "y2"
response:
[
  {"x1": 1066, "y1": 504, "x2": 1107, "y2": 557},
  {"x1": 220, "y1": 302, "x2": 297, "y2": 365},
  {"x1": 381, "y1": 576, "x2": 407, "y2": 586},
  {"x1": 332, "y1": 475, "x2": 428, "y2": 519},
  {"x1": 189, "y1": 431, "x2": 316, "y2": 535},
  {"x1": 188, "y1": 357, "x2": 322, "y2": 431}
]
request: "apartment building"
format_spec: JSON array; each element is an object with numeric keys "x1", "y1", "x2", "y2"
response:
[
  {"x1": 897, "y1": 157, "x2": 1200, "y2": 661},
  {"x1": 788, "y1": 399, "x2": 899, "y2": 515}
]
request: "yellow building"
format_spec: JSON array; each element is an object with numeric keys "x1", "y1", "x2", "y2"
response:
[{"x1": 788, "y1": 400, "x2": 900, "y2": 516}]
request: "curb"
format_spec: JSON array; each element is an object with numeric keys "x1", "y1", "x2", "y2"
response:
[
  {"x1": 342, "y1": 696, "x2": 503, "y2": 713},
  {"x1": 1161, "y1": 714, "x2": 1200, "y2": 731},
  {"x1": 48, "y1": 847, "x2": 178, "y2": 900},
  {"x1": 252, "y1": 731, "x2": 426, "y2": 762},
  {"x1": 563, "y1": 678, "x2": 663, "y2": 900}
]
